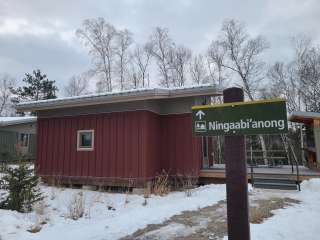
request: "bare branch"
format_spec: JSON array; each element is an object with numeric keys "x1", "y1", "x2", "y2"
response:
[
  {"x1": 0, "y1": 74, "x2": 16, "y2": 116},
  {"x1": 76, "y1": 18, "x2": 117, "y2": 92},
  {"x1": 169, "y1": 45, "x2": 192, "y2": 87},
  {"x1": 212, "y1": 19, "x2": 269, "y2": 100},
  {"x1": 189, "y1": 54, "x2": 208, "y2": 85},
  {"x1": 132, "y1": 42, "x2": 153, "y2": 88},
  {"x1": 64, "y1": 73, "x2": 90, "y2": 97},
  {"x1": 149, "y1": 27, "x2": 174, "y2": 87},
  {"x1": 115, "y1": 29, "x2": 133, "y2": 90}
]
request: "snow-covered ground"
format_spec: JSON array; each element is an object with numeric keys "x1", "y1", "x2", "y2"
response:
[
  {"x1": 0, "y1": 184, "x2": 226, "y2": 240},
  {"x1": 0, "y1": 179, "x2": 320, "y2": 240},
  {"x1": 250, "y1": 179, "x2": 320, "y2": 240}
]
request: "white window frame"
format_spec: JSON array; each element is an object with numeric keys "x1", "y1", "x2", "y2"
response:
[{"x1": 77, "y1": 130, "x2": 94, "y2": 151}]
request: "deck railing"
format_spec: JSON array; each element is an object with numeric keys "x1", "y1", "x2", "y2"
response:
[{"x1": 247, "y1": 135, "x2": 301, "y2": 191}]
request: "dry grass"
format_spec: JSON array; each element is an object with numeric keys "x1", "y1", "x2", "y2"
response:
[
  {"x1": 124, "y1": 178, "x2": 135, "y2": 205},
  {"x1": 153, "y1": 170, "x2": 170, "y2": 196},
  {"x1": 179, "y1": 174, "x2": 198, "y2": 197},
  {"x1": 27, "y1": 225, "x2": 42, "y2": 233},
  {"x1": 250, "y1": 197, "x2": 300, "y2": 224},
  {"x1": 67, "y1": 192, "x2": 85, "y2": 220},
  {"x1": 144, "y1": 181, "x2": 152, "y2": 199},
  {"x1": 142, "y1": 182, "x2": 151, "y2": 206}
]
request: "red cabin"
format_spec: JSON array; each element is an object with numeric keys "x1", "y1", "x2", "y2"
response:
[{"x1": 17, "y1": 85, "x2": 220, "y2": 186}]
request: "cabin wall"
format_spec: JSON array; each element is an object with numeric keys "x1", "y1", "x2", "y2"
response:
[
  {"x1": 0, "y1": 123, "x2": 36, "y2": 134},
  {"x1": 0, "y1": 130, "x2": 17, "y2": 161},
  {"x1": 36, "y1": 110, "x2": 202, "y2": 185},
  {"x1": 160, "y1": 114, "x2": 202, "y2": 176},
  {"x1": 37, "y1": 111, "x2": 153, "y2": 185},
  {"x1": 0, "y1": 127, "x2": 37, "y2": 161}
]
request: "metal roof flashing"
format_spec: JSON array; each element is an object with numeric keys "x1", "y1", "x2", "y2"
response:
[
  {"x1": 16, "y1": 85, "x2": 221, "y2": 112},
  {"x1": 0, "y1": 117, "x2": 37, "y2": 127}
]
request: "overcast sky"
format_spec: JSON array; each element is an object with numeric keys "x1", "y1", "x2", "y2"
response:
[{"x1": 1, "y1": 0, "x2": 320, "y2": 92}]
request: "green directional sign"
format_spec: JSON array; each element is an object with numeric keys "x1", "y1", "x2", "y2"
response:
[{"x1": 192, "y1": 98, "x2": 288, "y2": 136}]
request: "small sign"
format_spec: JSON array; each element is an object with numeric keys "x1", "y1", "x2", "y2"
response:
[{"x1": 192, "y1": 99, "x2": 288, "y2": 136}]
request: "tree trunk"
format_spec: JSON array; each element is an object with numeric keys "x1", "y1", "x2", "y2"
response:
[
  {"x1": 280, "y1": 134, "x2": 291, "y2": 168},
  {"x1": 258, "y1": 135, "x2": 268, "y2": 165},
  {"x1": 0, "y1": 102, "x2": 5, "y2": 116}
]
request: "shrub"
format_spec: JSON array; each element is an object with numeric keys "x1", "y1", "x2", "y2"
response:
[{"x1": 0, "y1": 164, "x2": 43, "y2": 212}]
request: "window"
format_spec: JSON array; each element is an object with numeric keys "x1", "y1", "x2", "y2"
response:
[
  {"x1": 77, "y1": 130, "x2": 94, "y2": 151},
  {"x1": 19, "y1": 133, "x2": 29, "y2": 147},
  {"x1": 202, "y1": 136, "x2": 209, "y2": 168}
]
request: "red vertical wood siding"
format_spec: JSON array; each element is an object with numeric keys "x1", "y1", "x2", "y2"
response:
[
  {"x1": 160, "y1": 114, "x2": 202, "y2": 176},
  {"x1": 36, "y1": 110, "x2": 202, "y2": 183}
]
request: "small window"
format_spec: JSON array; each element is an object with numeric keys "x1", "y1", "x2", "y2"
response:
[{"x1": 77, "y1": 130, "x2": 94, "y2": 151}]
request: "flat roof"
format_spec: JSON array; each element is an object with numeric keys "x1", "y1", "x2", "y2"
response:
[
  {"x1": 289, "y1": 111, "x2": 320, "y2": 124},
  {"x1": 0, "y1": 116, "x2": 37, "y2": 127},
  {"x1": 16, "y1": 84, "x2": 221, "y2": 112}
]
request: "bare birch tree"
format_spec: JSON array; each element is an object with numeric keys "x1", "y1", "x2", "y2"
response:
[
  {"x1": 267, "y1": 62, "x2": 301, "y2": 113},
  {"x1": 115, "y1": 29, "x2": 133, "y2": 90},
  {"x1": 128, "y1": 61, "x2": 139, "y2": 89},
  {"x1": 189, "y1": 54, "x2": 208, "y2": 85},
  {"x1": 296, "y1": 46, "x2": 320, "y2": 112},
  {"x1": 132, "y1": 42, "x2": 153, "y2": 88},
  {"x1": 219, "y1": 19, "x2": 269, "y2": 98},
  {"x1": 207, "y1": 40, "x2": 228, "y2": 87},
  {"x1": 267, "y1": 35, "x2": 320, "y2": 113},
  {"x1": 0, "y1": 74, "x2": 16, "y2": 116},
  {"x1": 149, "y1": 27, "x2": 174, "y2": 87},
  {"x1": 76, "y1": 18, "x2": 117, "y2": 92},
  {"x1": 209, "y1": 19, "x2": 269, "y2": 164},
  {"x1": 169, "y1": 45, "x2": 192, "y2": 87},
  {"x1": 64, "y1": 73, "x2": 90, "y2": 97}
]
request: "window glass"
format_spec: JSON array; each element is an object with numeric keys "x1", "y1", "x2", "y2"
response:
[
  {"x1": 77, "y1": 130, "x2": 94, "y2": 150},
  {"x1": 81, "y1": 132, "x2": 92, "y2": 147},
  {"x1": 19, "y1": 133, "x2": 29, "y2": 147}
]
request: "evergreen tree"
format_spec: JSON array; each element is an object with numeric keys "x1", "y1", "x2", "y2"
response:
[
  {"x1": 0, "y1": 164, "x2": 44, "y2": 212},
  {"x1": 13, "y1": 69, "x2": 58, "y2": 101}
]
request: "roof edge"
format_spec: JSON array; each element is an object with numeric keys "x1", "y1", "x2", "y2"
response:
[
  {"x1": 16, "y1": 85, "x2": 221, "y2": 112},
  {"x1": 0, "y1": 117, "x2": 37, "y2": 127},
  {"x1": 289, "y1": 111, "x2": 320, "y2": 123}
]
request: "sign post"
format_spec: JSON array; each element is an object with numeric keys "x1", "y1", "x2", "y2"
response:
[
  {"x1": 191, "y1": 87, "x2": 288, "y2": 240},
  {"x1": 223, "y1": 88, "x2": 249, "y2": 240}
]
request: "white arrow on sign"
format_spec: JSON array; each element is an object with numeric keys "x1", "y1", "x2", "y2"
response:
[{"x1": 196, "y1": 110, "x2": 205, "y2": 120}]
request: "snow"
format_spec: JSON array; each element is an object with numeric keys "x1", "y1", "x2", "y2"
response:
[
  {"x1": 141, "y1": 223, "x2": 197, "y2": 240},
  {"x1": 250, "y1": 179, "x2": 320, "y2": 240},
  {"x1": 16, "y1": 84, "x2": 218, "y2": 109},
  {"x1": 0, "y1": 183, "x2": 226, "y2": 240},
  {"x1": 1, "y1": 179, "x2": 320, "y2": 240}
]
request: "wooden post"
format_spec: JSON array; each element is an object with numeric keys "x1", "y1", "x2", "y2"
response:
[{"x1": 223, "y1": 87, "x2": 250, "y2": 240}]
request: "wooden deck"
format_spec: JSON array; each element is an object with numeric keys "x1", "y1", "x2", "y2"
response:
[{"x1": 200, "y1": 164, "x2": 320, "y2": 181}]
